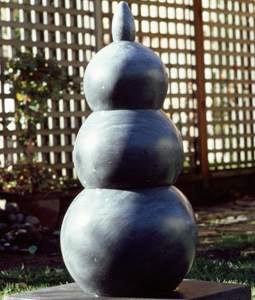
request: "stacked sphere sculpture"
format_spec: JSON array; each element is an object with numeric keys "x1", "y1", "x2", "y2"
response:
[{"x1": 61, "y1": 1, "x2": 198, "y2": 297}]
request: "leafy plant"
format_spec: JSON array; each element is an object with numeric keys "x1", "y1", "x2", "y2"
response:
[
  {"x1": 4, "y1": 51, "x2": 77, "y2": 153},
  {"x1": 1, "y1": 51, "x2": 79, "y2": 194},
  {"x1": 0, "y1": 156, "x2": 64, "y2": 195}
]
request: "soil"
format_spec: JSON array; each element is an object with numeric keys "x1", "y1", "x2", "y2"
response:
[
  {"x1": 0, "y1": 226, "x2": 66, "y2": 271},
  {"x1": 1, "y1": 194, "x2": 255, "y2": 271},
  {"x1": 0, "y1": 252, "x2": 66, "y2": 270}
]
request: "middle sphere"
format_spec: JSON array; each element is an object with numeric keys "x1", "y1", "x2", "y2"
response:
[{"x1": 74, "y1": 110, "x2": 183, "y2": 189}]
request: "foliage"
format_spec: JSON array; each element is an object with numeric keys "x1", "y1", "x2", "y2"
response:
[
  {"x1": 0, "y1": 156, "x2": 64, "y2": 195},
  {"x1": 1, "y1": 51, "x2": 79, "y2": 194},
  {"x1": 4, "y1": 51, "x2": 77, "y2": 151}
]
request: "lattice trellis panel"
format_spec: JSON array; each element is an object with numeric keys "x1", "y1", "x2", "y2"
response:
[
  {"x1": 2, "y1": 0, "x2": 254, "y2": 182},
  {"x1": 101, "y1": 0, "x2": 198, "y2": 173},
  {"x1": 0, "y1": 0, "x2": 96, "y2": 178},
  {"x1": 203, "y1": 0, "x2": 255, "y2": 171}
]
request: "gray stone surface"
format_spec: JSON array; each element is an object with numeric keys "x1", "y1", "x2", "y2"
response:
[
  {"x1": 62, "y1": 1, "x2": 197, "y2": 298},
  {"x1": 61, "y1": 186, "x2": 198, "y2": 297},
  {"x1": 4, "y1": 280, "x2": 251, "y2": 300},
  {"x1": 112, "y1": 1, "x2": 135, "y2": 42},
  {"x1": 25, "y1": 215, "x2": 40, "y2": 226},
  {"x1": 7, "y1": 213, "x2": 16, "y2": 223},
  {"x1": 5, "y1": 203, "x2": 19, "y2": 214},
  {"x1": 74, "y1": 110, "x2": 184, "y2": 189},
  {"x1": 16, "y1": 213, "x2": 24, "y2": 223},
  {"x1": 195, "y1": 196, "x2": 255, "y2": 238},
  {"x1": 83, "y1": 41, "x2": 168, "y2": 111}
]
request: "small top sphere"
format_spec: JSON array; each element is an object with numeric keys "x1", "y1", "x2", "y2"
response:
[{"x1": 83, "y1": 2, "x2": 169, "y2": 111}]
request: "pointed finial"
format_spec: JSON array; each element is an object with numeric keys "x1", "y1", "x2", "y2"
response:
[{"x1": 112, "y1": 1, "x2": 135, "y2": 42}]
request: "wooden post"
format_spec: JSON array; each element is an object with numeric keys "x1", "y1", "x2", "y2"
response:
[
  {"x1": 93, "y1": 0, "x2": 104, "y2": 52},
  {"x1": 193, "y1": 0, "x2": 209, "y2": 188}
]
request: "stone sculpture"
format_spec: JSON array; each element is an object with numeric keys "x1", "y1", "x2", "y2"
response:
[{"x1": 61, "y1": 1, "x2": 198, "y2": 297}]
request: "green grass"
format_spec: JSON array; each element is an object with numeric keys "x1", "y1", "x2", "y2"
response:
[
  {"x1": 1, "y1": 234, "x2": 255, "y2": 300},
  {"x1": 187, "y1": 257, "x2": 255, "y2": 297},
  {"x1": 199, "y1": 233, "x2": 255, "y2": 252},
  {"x1": 0, "y1": 266, "x2": 74, "y2": 300},
  {"x1": 187, "y1": 233, "x2": 255, "y2": 299}
]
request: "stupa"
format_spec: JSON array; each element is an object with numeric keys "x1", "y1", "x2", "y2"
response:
[{"x1": 60, "y1": 1, "x2": 198, "y2": 297}]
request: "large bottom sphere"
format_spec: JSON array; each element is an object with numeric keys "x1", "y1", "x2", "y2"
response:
[{"x1": 60, "y1": 186, "x2": 198, "y2": 297}]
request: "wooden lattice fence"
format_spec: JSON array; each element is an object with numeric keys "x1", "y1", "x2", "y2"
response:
[
  {"x1": 203, "y1": 0, "x2": 255, "y2": 173},
  {"x1": 0, "y1": 0, "x2": 254, "y2": 187}
]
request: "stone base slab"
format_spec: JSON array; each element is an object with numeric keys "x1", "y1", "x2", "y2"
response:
[{"x1": 4, "y1": 280, "x2": 251, "y2": 300}]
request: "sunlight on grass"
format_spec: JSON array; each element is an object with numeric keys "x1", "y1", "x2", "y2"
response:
[
  {"x1": 187, "y1": 234, "x2": 255, "y2": 300},
  {"x1": 187, "y1": 257, "x2": 255, "y2": 299},
  {"x1": 213, "y1": 234, "x2": 255, "y2": 250},
  {"x1": 1, "y1": 234, "x2": 255, "y2": 300},
  {"x1": 198, "y1": 233, "x2": 255, "y2": 253},
  {"x1": 0, "y1": 266, "x2": 73, "y2": 300}
]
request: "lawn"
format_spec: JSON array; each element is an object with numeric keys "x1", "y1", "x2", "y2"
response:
[
  {"x1": 1, "y1": 234, "x2": 254, "y2": 300},
  {"x1": 0, "y1": 266, "x2": 73, "y2": 299}
]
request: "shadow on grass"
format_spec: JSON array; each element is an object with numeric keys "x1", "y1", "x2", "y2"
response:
[
  {"x1": 187, "y1": 233, "x2": 255, "y2": 299},
  {"x1": 1, "y1": 234, "x2": 255, "y2": 300}
]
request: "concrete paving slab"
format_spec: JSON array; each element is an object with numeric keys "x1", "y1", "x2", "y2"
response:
[{"x1": 4, "y1": 280, "x2": 251, "y2": 300}]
